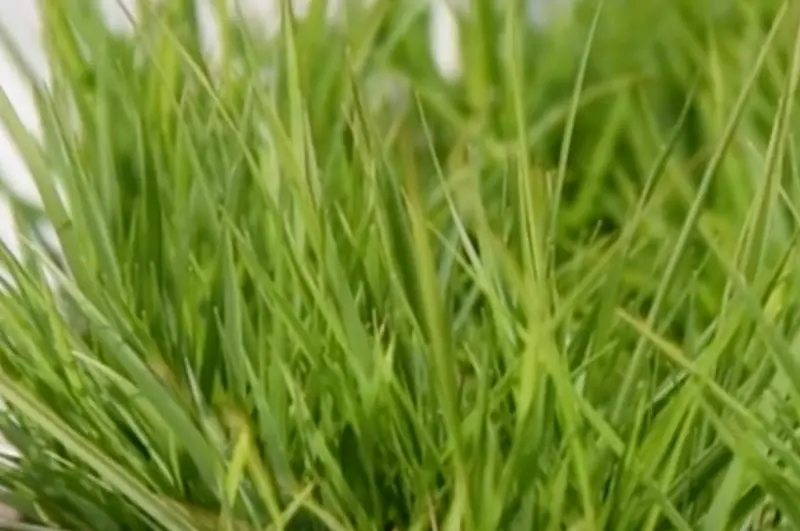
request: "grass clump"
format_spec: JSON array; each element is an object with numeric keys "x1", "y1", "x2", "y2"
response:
[{"x1": 0, "y1": 0, "x2": 798, "y2": 529}]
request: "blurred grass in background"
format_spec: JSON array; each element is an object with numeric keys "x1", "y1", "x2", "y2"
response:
[{"x1": 0, "y1": 0, "x2": 797, "y2": 529}]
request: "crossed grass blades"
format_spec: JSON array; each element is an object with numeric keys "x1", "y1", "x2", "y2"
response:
[{"x1": 0, "y1": 0, "x2": 798, "y2": 529}]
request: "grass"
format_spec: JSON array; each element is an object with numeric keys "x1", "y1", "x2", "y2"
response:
[{"x1": 0, "y1": 0, "x2": 797, "y2": 528}]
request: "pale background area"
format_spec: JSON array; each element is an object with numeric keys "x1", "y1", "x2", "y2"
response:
[{"x1": 0, "y1": 0, "x2": 569, "y2": 258}]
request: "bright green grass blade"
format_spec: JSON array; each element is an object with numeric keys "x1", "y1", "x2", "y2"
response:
[{"x1": 549, "y1": 0, "x2": 605, "y2": 260}]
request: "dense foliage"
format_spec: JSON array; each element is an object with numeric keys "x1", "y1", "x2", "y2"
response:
[{"x1": 0, "y1": 0, "x2": 797, "y2": 529}]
